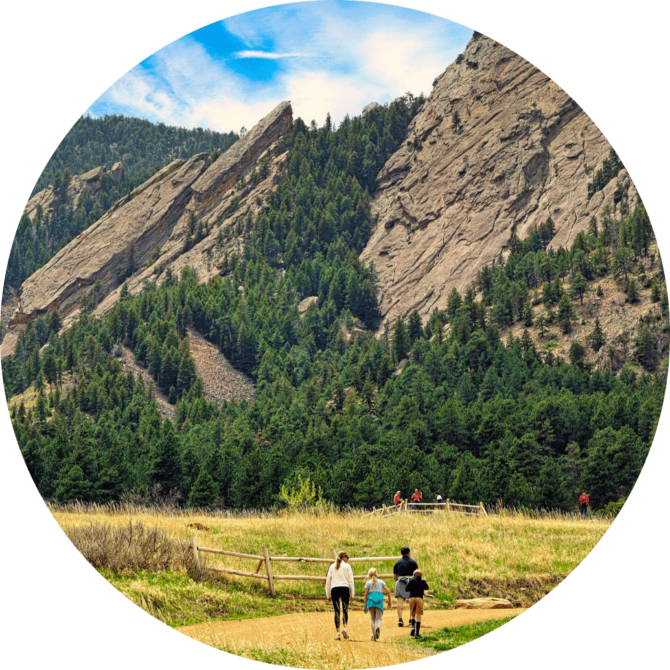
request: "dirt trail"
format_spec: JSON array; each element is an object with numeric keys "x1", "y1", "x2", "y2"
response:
[{"x1": 178, "y1": 608, "x2": 526, "y2": 667}]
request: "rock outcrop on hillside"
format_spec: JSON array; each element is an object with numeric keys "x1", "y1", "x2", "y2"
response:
[
  {"x1": 23, "y1": 163, "x2": 124, "y2": 222},
  {"x1": 361, "y1": 33, "x2": 637, "y2": 326},
  {"x1": 2, "y1": 102, "x2": 292, "y2": 357}
]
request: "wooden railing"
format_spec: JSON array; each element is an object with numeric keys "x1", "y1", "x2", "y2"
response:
[
  {"x1": 189, "y1": 538, "x2": 399, "y2": 596},
  {"x1": 368, "y1": 500, "x2": 487, "y2": 516}
]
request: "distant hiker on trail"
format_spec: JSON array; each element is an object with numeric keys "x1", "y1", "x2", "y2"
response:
[
  {"x1": 393, "y1": 546, "x2": 419, "y2": 627},
  {"x1": 394, "y1": 491, "x2": 402, "y2": 506},
  {"x1": 325, "y1": 550, "x2": 355, "y2": 640},
  {"x1": 406, "y1": 569, "x2": 430, "y2": 639},
  {"x1": 364, "y1": 567, "x2": 392, "y2": 641},
  {"x1": 410, "y1": 489, "x2": 422, "y2": 509},
  {"x1": 579, "y1": 491, "x2": 590, "y2": 518},
  {"x1": 435, "y1": 493, "x2": 443, "y2": 504}
]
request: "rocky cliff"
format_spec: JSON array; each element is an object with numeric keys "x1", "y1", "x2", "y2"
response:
[
  {"x1": 23, "y1": 162, "x2": 124, "y2": 222},
  {"x1": 361, "y1": 33, "x2": 637, "y2": 326},
  {"x1": 2, "y1": 102, "x2": 292, "y2": 356}
]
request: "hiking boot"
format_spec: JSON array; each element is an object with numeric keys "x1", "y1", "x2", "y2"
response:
[
  {"x1": 414, "y1": 622, "x2": 423, "y2": 639},
  {"x1": 336, "y1": 632, "x2": 341, "y2": 640},
  {"x1": 342, "y1": 629, "x2": 349, "y2": 640},
  {"x1": 414, "y1": 633, "x2": 424, "y2": 639},
  {"x1": 398, "y1": 619, "x2": 404, "y2": 627},
  {"x1": 371, "y1": 635, "x2": 376, "y2": 641},
  {"x1": 375, "y1": 627, "x2": 381, "y2": 640}
]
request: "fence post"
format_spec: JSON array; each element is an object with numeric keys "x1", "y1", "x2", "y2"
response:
[
  {"x1": 190, "y1": 535, "x2": 202, "y2": 582},
  {"x1": 446, "y1": 498, "x2": 450, "y2": 513},
  {"x1": 479, "y1": 502, "x2": 488, "y2": 516},
  {"x1": 263, "y1": 545, "x2": 276, "y2": 597}
]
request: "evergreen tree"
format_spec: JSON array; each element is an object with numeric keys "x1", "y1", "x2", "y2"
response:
[
  {"x1": 571, "y1": 273, "x2": 588, "y2": 304},
  {"x1": 151, "y1": 421, "x2": 182, "y2": 493},
  {"x1": 187, "y1": 468, "x2": 219, "y2": 508},
  {"x1": 392, "y1": 320, "x2": 409, "y2": 362},
  {"x1": 557, "y1": 294, "x2": 575, "y2": 334},
  {"x1": 587, "y1": 319, "x2": 606, "y2": 353}
]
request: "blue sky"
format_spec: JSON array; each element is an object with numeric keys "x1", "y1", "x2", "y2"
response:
[{"x1": 88, "y1": 1, "x2": 472, "y2": 132}]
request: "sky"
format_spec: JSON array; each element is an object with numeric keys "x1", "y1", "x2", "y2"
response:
[{"x1": 88, "y1": 1, "x2": 472, "y2": 133}]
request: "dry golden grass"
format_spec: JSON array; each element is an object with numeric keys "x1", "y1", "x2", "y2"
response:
[{"x1": 53, "y1": 504, "x2": 611, "y2": 603}]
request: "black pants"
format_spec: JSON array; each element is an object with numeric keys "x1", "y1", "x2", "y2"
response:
[
  {"x1": 331, "y1": 586, "x2": 350, "y2": 629},
  {"x1": 580, "y1": 503, "x2": 588, "y2": 517}
]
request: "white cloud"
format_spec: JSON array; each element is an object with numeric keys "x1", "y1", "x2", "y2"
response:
[
  {"x1": 234, "y1": 50, "x2": 311, "y2": 59},
  {"x1": 90, "y1": 7, "x2": 470, "y2": 132}
]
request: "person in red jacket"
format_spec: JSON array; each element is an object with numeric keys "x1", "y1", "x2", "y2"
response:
[
  {"x1": 410, "y1": 489, "x2": 422, "y2": 509},
  {"x1": 579, "y1": 491, "x2": 590, "y2": 518},
  {"x1": 394, "y1": 491, "x2": 401, "y2": 506}
]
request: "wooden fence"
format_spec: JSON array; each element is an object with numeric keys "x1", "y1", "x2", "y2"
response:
[
  {"x1": 189, "y1": 538, "x2": 399, "y2": 596},
  {"x1": 367, "y1": 499, "x2": 487, "y2": 516}
]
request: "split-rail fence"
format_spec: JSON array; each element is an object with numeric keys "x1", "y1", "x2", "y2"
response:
[
  {"x1": 189, "y1": 538, "x2": 400, "y2": 597},
  {"x1": 367, "y1": 499, "x2": 487, "y2": 516}
]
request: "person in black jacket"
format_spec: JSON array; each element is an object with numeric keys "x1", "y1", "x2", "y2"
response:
[
  {"x1": 393, "y1": 546, "x2": 418, "y2": 627},
  {"x1": 406, "y1": 569, "x2": 429, "y2": 639}
]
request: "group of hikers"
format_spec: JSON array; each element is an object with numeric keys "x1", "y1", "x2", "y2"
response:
[
  {"x1": 325, "y1": 546, "x2": 429, "y2": 642},
  {"x1": 394, "y1": 489, "x2": 443, "y2": 509}
]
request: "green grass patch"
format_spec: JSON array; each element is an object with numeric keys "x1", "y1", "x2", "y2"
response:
[
  {"x1": 408, "y1": 616, "x2": 516, "y2": 653},
  {"x1": 101, "y1": 568, "x2": 332, "y2": 627}
]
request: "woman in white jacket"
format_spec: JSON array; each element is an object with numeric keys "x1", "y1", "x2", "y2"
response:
[{"x1": 325, "y1": 550, "x2": 355, "y2": 640}]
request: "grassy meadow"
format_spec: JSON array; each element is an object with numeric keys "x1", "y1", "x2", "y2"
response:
[{"x1": 53, "y1": 504, "x2": 611, "y2": 628}]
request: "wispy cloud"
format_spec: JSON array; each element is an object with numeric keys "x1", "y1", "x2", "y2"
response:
[
  {"x1": 88, "y1": 2, "x2": 472, "y2": 132},
  {"x1": 234, "y1": 50, "x2": 311, "y2": 59}
]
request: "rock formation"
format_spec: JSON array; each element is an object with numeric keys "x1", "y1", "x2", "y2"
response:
[
  {"x1": 23, "y1": 163, "x2": 123, "y2": 222},
  {"x1": 361, "y1": 33, "x2": 637, "y2": 326},
  {"x1": 2, "y1": 102, "x2": 292, "y2": 357}
]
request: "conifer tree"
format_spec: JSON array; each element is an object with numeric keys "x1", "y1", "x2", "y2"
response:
[
  {"x1": 557, "y1": 294, "x2": 575, "y2": 334},
  {"x1": 187, "y1": 468, "x2": 219, "y2": 508},
  {"x1": 587, "y1": 318, "x2": 606, "y2": 352},
  {"x1": 571, "y1": 272, "x2": 588, "y2": 304}
]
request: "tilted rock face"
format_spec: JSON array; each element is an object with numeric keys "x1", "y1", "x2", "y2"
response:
[
  {"x1": 2, "y1": 102, "x2": 292, "y2": 356},
  {"x1": 192, "y1": 101, "x2": 292, "y2": 207},
  {"x1": 14, "y1": 155, "x2": 210, "y2": 325},
  {"x1": 361, "y1": 33, "x2": 637, "y2": 326}
]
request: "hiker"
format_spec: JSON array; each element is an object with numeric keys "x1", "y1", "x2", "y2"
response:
[
  {"x1": 325, "y1": 550, "x2": 355, "y2": 640},
  {"x1": 579, "y1": 491, "x2": 590, "y2": 518},
  {"x1": 394, "y1": 490, "x2": 401, "y2": 506},
  {"x1": 364, "y1": 567, "x2": 392, "y2": 641},
  {"x1": 406, "y1": 568, "x2": 430, "y2": 639},
  {"x1": 393, "y1": 546, "x2": 419, "y2": 627},
  {"x1": 435, "y1": 493, "x2": 443, "y2": 504},
  {"x1": 410, "y1": 489, "x2": 422, "y2": 510}
]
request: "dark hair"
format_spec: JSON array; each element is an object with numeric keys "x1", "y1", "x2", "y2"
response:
[
  {"x1": 336, "y1": 550, "x2": 349, "y2": 570},
  {"x1": 401, "y1": 546, "x2": 411, "y2": 556}
]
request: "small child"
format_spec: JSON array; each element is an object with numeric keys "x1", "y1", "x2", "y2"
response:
[
  {"x1": 406, "y1": 568, "x2": 429, "y2": 639},
  {"x1": 364, "y1": 567, "x2": 392, "y2": 641}
]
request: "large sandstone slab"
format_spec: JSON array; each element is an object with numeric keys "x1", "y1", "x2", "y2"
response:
[
  {"x1": 192, "y1": 101, "x2": 292, "y2": 206},
  {"x1": 14, "y1": 155, "x2": 209, "y2": 325},
  {"x1": 3, "y1": 103, "x2": 293, "y2": 357},
  {"x1": 361, "y1": 33, "x2": 637, "y2": 326}
]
